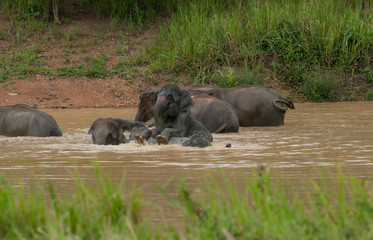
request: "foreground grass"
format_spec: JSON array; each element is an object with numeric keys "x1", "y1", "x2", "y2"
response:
[{"x1": 1, "y1": 166, "x2": 373, "y2": 239}]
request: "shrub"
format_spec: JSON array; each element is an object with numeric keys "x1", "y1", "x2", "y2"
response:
[
  {"x1": 365, "y1": 88, "x2": 373, "y2": 100},
  {"x1": 303, "y1": 72, "x2": 340, "y2": 102},
  {"x1": 213, "y1": 68, "x2": 267, "y2": 87},
  {"x1": 360, "y1": 66, "x2": 373, "y2": 83}
]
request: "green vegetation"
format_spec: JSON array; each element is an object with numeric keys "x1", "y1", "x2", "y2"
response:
[
  {"x1": 90, "y1": 0, "x2": 176, "y2": 29},
  {"x1": 1, "y1": 166, "x2": 373, "y2": 239},
  {"x1": 213, "y1": 67, "x2": 269, "y2": 87},
  {"x1": 145, "y1": 1, "x2": 373, "y2": 83},
  {"x1": 57, "y1": 55, "x2": 109, "y2": 78},
  {"x1": 1, "y1": 0, "x2": 373, "y2": 101},
  {"x1": 302, "y1": 71, "x2": 340, "y2": 102},
  {"x1": 0, "y1": 46, "x2": 52, "y2": 82},
  {"x1": 0, "y1": 167, "x2": 151, "y2": 239},
  {"x1": 1, "y1": 0, "x2": 176, "y2": 27}
]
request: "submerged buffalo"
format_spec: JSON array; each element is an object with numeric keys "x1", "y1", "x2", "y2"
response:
[
  {"x1": 186, "y1": 84, "x2": 295, "y2": 126},
  {"x1": 0, "y1": 104, "x2": 62, "y2": 137}
]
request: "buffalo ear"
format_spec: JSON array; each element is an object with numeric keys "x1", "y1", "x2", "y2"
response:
[{"x1": 179, "y1": 91, "x2": 194, "y2": 111}]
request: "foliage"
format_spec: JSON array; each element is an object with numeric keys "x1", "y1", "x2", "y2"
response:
[
  {"x1": 1, "y1": 0, "x2": 176, "y2": 27},
  {"x1": 90, "y1": 0, "x2": 176, "y2": 28},
  {"x1": 144, "y1": 0, "x2": 373, "y2": 86},
  {"x1": 1, "y1": 0, "x2": 373, "y2": 101},
  {"x1": 213, "y1": 67, "x2": 268, "y2": 88},
  {"x1": 160, "y1": 166, "x2": 373, "y2": 239},
  {"x1": 57, "y1": 55, "x2": 108, "y2": 78},
  {"x1": 0, "y1": 46, "x2": 52, "y2": 81},
  {"x1": 0, "y1": 165, "x2": 150, "y2": 239},
  {"x1": 303, "y1": 71, "x2": 340, "y2": 102},
  {"x1": 360, "y1": 67, "x2": 373, "y2": 83},
  {"x1": 365, "y1": 88, "x2": 373, "y2": 100},
  {"x1": 2, "y1": 165, "x2": 373, "y2": 238}
]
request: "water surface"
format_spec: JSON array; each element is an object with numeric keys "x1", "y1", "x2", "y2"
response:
[{"x1": 1, "y1": 102, "x2": 372, "y2": 195}]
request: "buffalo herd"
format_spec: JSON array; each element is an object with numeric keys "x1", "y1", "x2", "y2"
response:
[{"x1": 0, "y1": 84, "x2": 294, "y2": 148}]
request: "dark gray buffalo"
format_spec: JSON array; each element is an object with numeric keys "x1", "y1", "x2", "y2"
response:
[
  {"x1": 186, "y1": 84, "x2": 295, "y2": 126},
  {"x1": 0, "y1": 104, "x2": 62, "y2": 137}
]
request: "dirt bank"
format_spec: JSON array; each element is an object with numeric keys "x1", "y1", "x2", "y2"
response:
[{"x1": 0, "y1": 13, "x2": 168, "y2": 109}]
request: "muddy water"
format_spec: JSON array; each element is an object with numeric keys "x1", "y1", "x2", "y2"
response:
[{"x1": 0, "y1": 102, "x2": 373, "y2": 198}]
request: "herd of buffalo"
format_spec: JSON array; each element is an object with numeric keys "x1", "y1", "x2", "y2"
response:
[{"x1": 0, "y1": 84, "x2": 294, "y2": 148}]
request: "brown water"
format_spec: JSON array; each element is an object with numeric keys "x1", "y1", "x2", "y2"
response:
[{"x1": 0, "y1": 102, "x2": 372, "y2": 195}]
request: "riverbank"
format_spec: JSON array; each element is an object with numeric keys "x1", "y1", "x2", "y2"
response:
[
  {"x1": 1, "y1": 0, "x2": 373, "y2": 109},
  {"x1": 0, "y1": 12, "x2": 170, "y2": 109},
  {"x1": 0, "y1": 11, "x2": 291, "y2": 109}
]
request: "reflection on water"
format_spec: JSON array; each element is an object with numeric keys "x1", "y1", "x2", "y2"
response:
[{"x1": 0, "y1": 102, "x2": 373, "y2": 192}]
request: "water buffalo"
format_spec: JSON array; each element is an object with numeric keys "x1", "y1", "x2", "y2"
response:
[
  {"x1": 135, "y1": 86, "x2": 239, "y2": 133},
  {"x1": 185, "y1": 84, "x2": 295, "y2": 126},
  {"x1": 152, "y1": 84, "x2": 212, "y2": 145},
  {"x1": 88, "y1": 118, "x2": 128, "y2": 145},
  {"x1": 0, "y1": 104, "x2": 62, "y2": 137}
]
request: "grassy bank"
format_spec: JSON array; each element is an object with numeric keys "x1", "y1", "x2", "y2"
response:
[
  {"x1": 143, "y1": 0, "x2": 373, "y2": 101},
  {"x1": 1, "y1": 0, "x2": 373, "y2": 101},
  {"x1": 1, "y1": 166, "x2": 373, "y2": 239}
]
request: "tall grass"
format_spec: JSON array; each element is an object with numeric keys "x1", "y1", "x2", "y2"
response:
[
  {"x1": 2, "y1": 165, "x2": 373, "y2": 239},
  {"x1": 162, "y1": 167, "x2": 373, "y2": 239},
  {"x1": 145, "y1": 0, "x2": 373, "y2": 85},
  {"x1": 1, "y1": 0, "x2": 177, "y2": 27},
  {"x1": 0, "y1": 0, "x2": 51, "y2": 21},
  {"x1": 91, "y1": 0, "x2": 176, "y2": 28},
  {"x1": 0, "y1": 166, "x2": 154, "y2": 239}
]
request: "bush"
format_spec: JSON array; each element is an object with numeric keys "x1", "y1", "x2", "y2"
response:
[
  {"x1": 360, "y1": 66, "x2": 373, "y2": 83},
  {"x1": 365, "y1": 88, "x2": 373, "y2": 100},
  {"x1": 303, "y1": 72, "x2": 340, "y2": 102},
  {"x1": 213, "y1": 68, "x2": 267, "y2": 87}
]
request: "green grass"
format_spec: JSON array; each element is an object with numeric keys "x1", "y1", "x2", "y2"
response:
[
  {"x1": 213, "y1": 67, "x2": 269, "y2": 88},
  {"x1": 1, "y1": 0, "x2": 177, "y2": 29},
  {"x1": 143, "y1": 0, "x2": 373, "y2": 91},
  {"x1": 57, "y1": 55, "x2": 109, "y2": 78},
  {"x1": 2, "y1": 0, "x2": 373, "y2": 101},
  {"x1": 303, "y1": 71, "x2": 340, "y2": 102},
  {"x1": 0, "y1": 46, "x2": 52, "y2": 81},
  {"x1": 1, "y1": 165, "x2": 373, "y2": 239},
  {"x1": 0, "y1": 166, "x2": 153, "y2": 239}
]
